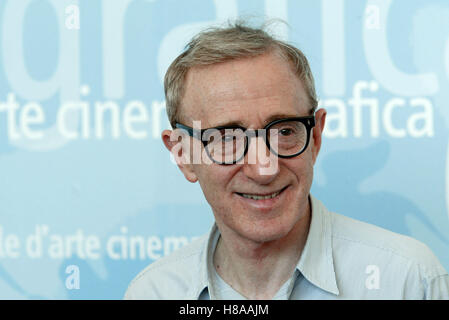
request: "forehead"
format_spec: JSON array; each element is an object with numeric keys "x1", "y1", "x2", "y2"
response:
[{"x1": 180, "y1": 51, "x2": 310, "y2": 128}]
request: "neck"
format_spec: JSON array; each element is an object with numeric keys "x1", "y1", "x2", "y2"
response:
[{"x1": 213, "y1": 199, "x2": 311, "y2": 299}]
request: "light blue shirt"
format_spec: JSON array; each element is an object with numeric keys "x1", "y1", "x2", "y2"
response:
[{"x1": 124, "y1": 195, "x2": 449, "y2": 299}]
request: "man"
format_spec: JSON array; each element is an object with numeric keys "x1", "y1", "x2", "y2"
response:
[{"x1": 124, "y1": 22, "x2": 449, "y2": 299}]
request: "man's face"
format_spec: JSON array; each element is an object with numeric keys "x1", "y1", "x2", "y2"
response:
[{"x1": 163, "y1": 51, "x2": 326, "y2": 244}]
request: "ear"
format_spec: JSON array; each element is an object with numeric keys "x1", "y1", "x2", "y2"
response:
[
  {"x1": 311, "y1": 108, "x2": 326, "y2": 164},
  {"x1": 162, "y1": 129, "x2": 198, "y2": 183}
]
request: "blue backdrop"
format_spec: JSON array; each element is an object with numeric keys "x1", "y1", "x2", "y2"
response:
[{"x1": 0, "y1": 0, "x2": 448, "y2": 299}]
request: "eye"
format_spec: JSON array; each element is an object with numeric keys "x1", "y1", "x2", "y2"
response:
[{"x1": 279, "y1": 128, "x2": 294, "y2": 136}]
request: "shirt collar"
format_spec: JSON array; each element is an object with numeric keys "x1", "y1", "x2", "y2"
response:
[
  {"x1": 192, "y1": 223, "x2": 219, "y2": 299},
  {"x1": 192, "y1": 194, "x2": 339, "y2": 299},
  {"x1": 296, "y1": 195, "x2": 339, "y2": 295}
]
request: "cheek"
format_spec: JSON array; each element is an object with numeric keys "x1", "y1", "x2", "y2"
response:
[
  {"x1": 283, "y1": 155, "x2": 315, "y2": 199},
  {"x1": 195, "y1": 164, "x2": 238, "y2": 206},
  {"x1": 286, "y1": 151, "x2": 314, "y2": 177}
]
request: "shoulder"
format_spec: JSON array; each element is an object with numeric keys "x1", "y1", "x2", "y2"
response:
[
  {"x1": 124, "y1": 233, "x2": 208, "y2": 300},
  {"x1": 329, "y1": 210, "x2": 446, "y2": 277}
]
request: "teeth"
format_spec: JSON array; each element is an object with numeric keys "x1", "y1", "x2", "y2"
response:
[{"x1": 240, "y1": 190, "x2": 281, "y2": 200}]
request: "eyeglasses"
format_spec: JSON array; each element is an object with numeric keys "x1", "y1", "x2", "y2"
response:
[{"x1": 175, "y1": 115, "x2": 315, "y2": 165}]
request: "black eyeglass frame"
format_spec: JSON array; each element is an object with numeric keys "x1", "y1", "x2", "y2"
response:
[{"x1": 174, "y1": 115, "x2": 316, "y2": 165}]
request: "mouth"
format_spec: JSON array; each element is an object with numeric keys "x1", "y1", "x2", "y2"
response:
[{"x1": 235, "y1": 186, "x2": 288, "y2": 201}]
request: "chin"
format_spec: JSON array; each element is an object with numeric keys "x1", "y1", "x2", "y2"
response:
[{"x1": 238, "y1": 218, "x2": 295, "y2": 244}]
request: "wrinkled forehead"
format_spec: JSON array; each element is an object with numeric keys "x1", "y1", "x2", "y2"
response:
[
  {"x1": 178, "y1": 53, "x2": 310, "y2": 128},
  {"x1": 185, "y1": 96, "x2": 293, "y2": 129}
]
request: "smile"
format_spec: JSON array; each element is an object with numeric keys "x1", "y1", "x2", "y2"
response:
[{"x1": 236, "y1": 186, "x2": 287, "y2": 201}]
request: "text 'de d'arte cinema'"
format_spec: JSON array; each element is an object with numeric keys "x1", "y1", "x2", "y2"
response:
[{"x1": 0, "y1": 225, "x2": 199, "y2": 261}]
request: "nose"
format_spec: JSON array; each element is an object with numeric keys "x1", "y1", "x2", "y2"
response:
[{"x1": 241, "y1": 135, "x2": 280, "y2": 184}]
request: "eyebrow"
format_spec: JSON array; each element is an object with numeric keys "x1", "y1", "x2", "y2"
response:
[
  {"x1": 262, "y1": 113, "x2": 301, "y2": 126},
  {"x1": 210, "y1": 112, "x2": 308, "y2": 129},
  {"x1": 210, "y1": 119, "x2": 246, "y2": 128}
]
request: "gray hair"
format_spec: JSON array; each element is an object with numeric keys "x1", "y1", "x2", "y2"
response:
[{"x1": 164, "y1": 20, "x2": 318, "y2": 128}]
